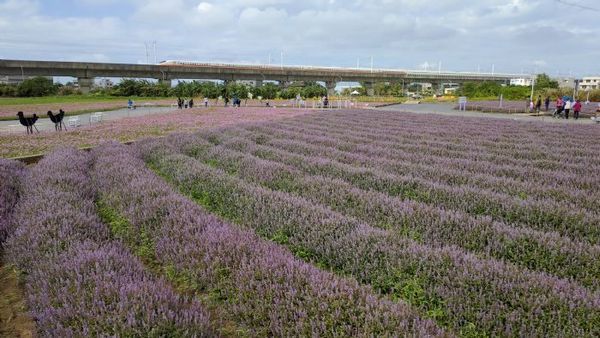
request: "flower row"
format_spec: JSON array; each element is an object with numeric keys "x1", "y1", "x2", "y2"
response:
[
  {"x1": 142, "y1": 141, "x2": 599, "y2": 337},
  {"x1": 4, "y1": 148, "x2": 212, "y2": 336},
  {"x1": 92, "y1": 142, "x2": 444, "y2": 337}
]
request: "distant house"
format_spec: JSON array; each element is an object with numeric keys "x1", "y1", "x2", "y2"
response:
[
  {"x1": 580, "y1": 77, "x2": 600, "y2": 91},
  {"x1": 444, "y1": 87, "x2": 459, "y2": 95},
  {"x1": 0, "y1": 75, "x2": 53, "y2": 85},
  {"x1": 556, "y1": 77, "x2": 576, "y2": 89},
  {"x1": 509, "y1": 78, "x2": 532, "y2": 86}
]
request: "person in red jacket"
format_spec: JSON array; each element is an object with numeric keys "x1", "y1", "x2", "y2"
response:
[
  {"x1": 573, "y1": 100, "x2": 582, "y2": 120},
  {"x1": 554, "y1": 97, "x2": 564, "y2": 117}
]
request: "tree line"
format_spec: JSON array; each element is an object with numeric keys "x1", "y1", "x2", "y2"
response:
[
  {"x1": 0, "y1": 77, "x2": 328, "y2": 99},
  {"x1": 454, "y1": 74, "x2": 600, "y2": 100},
  {"x1": 2, "y1": 75, "x2": 599, "y2": 101}
]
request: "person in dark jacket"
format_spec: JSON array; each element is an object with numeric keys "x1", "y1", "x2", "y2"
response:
[{"x1": 535, "y1": 95, "x2": 542, "y2": 115}]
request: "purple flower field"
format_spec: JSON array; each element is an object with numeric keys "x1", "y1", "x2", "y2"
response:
[{"x1": 1, "y1": 109, "x2": 599, "y2": 336}]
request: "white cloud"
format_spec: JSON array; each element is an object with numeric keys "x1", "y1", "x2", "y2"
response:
[
  {"x1": 197, "y1": 2, "x2": 213, "y2": 13},
  {"x1": 0, "y1": 0, "x2": 39, "y2": 15},
  {"x1": 0, "y1": 0, "x2": 598, "y2": 76}
]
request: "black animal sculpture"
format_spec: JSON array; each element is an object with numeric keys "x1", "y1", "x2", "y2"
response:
[
  {"x1": 47, "y1": 109, "x2": 67, "y2": 131},
  {"x1": 16, "y1": 111, "x2": 39, "y2": 134}
]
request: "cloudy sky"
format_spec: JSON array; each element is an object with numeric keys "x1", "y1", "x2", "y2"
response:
[{"x1": 0, "y1": 0, "x2": 598, "y2": 76}]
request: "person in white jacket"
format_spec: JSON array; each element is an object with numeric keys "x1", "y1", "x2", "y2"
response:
[{"x1": 564, "y1": 99, "x2": 572, "y2": 119}]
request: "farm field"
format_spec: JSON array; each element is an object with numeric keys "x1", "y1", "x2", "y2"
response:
[
  {"x1": 0, "y1": 96, "x2": 391, "y2": 120},
  {"x1": 0, "y1": 107, "x2": 311, "y2": 158},
  {"x1": 1, "y1": 109, "x2": 599, "y2": 336},
  {"x1": 0, "y1": 96, "x2": 174, "y2": 120}
]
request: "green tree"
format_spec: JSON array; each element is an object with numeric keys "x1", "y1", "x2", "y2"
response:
[
  {"x1": 17, "y1": 77, "x2": 59, "y2": 97},
  {"x1": 534, "y1": 73, "x2": 559, "y2": 90},
  {"x1": 302, "y1": 84, "x2": 327, "y2": 98},
  {"x1": 0, "y1": 84, "x2": 18, "y2": 97},
  {"x1": 255, "y1": 83, "x2": 279, "y2": 99}
]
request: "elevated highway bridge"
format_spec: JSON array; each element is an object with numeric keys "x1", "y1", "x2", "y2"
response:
[{"x1": 0, "y1": 59, "x2": 529, "y2": 95}]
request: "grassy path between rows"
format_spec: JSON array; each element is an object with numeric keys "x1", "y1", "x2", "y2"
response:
[{"x1": 0, "y1": 258, "x2": 35, "y2": 337}]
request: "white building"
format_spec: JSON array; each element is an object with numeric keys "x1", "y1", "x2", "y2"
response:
[
  {"x1": 580, "y1": 77, "x2": 600, "y2": 91},
  {"x1": 0, "y1": 75, "x2": 53, "y2": 85},
  {"x1": 510, "y1": 78, "x2": 533, "y2": 86},
  {"x1": 557, "y1": 77, "x2": 576, "y2": 89}
]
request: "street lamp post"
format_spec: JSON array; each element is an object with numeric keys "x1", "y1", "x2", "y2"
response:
[{"x1": 530, "y1": 74, "x2": 535, "y2": 101}]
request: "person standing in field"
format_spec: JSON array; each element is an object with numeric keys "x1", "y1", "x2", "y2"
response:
[
  {"x1": 529, "y1": 100, "x2": 534, "y2": 113},
  {"x1": 573, "y1": 99, "x2": 582, "y2": 120},
  {"x1": 564, "y1": 98, "x2": 572, "y2": 119},
  {"x1": 536, "y1": 95, "x2": 542, "y2": 114},
  {"x1": 544, "y1": 96, "x2": 550, "y2": 111},
  {"x1": 555, "y1": 97, "x2": 564, "y2": 117},
  {"x1": 204, "y1": 97, "x2": 209, "y2": 107}
]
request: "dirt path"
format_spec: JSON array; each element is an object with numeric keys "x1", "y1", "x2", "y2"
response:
[{"x1": 0, "y1": 259, "x2": 36, "y2": 337}]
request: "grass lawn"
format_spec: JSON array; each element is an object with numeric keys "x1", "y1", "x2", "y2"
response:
[{"x1": 0, "y1": 95, "x2": 171, "y2": 106}]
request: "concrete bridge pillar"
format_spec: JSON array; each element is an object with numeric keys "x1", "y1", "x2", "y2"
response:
[
  {"x1": 325, "y1": 81, "x2": 337, "y2": 97},
  {"x1": 363, "y1": 82, "x2": 375, "y2": 96},
  {"x1": 437, "y1": 82, "x2": 445, "y2": 96},
  {"x1": 77, "y1": 77, "x2": 94, "y2": 94},
  {"x1": 157, "y1": 78, "x2": 171, "y2": 87},
  {"x1": 279, "y1": 80, "x2": 292, "y2": 89}
]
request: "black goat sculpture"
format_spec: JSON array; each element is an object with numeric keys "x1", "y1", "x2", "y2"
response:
[
  {"x1": 17, "y1": 111, "x2": 39, "y2": 134},
  {"x1": 47, "y1": 109, "x2": 67, "y2": 131}
]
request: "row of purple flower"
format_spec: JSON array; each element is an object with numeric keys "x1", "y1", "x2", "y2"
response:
[{"x1": 139, "y1": 111, "x2": 599, "y2": 336}]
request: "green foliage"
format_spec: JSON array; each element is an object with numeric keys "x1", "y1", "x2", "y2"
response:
[
  {"x1": 279, "y1": 86, "x2": 302, "y2": 99},
  {"x1": 341, "y1": 86, "x2": 367, "y2": 96},
  {"x1": 341, "y1": 82, "x2": 405, "y2": 97},
  {"x1": 95, "y1": 198, "x2": 157, "y2": 267},
  {"x1": 226, "y1": 82, "x2": 251, "y2": 99},
  {"x1": 534, "y1": 73, "x2": 559, "y2": 90},
  {"x1": 109, "y1": 79, "x2": 170, "y2": 97},
  {"x1": 254, "y1": 83, "x2": 278, "y2": 99},
  {"x1": 15, "y1": 77, "x2": 60, "y2": 97},
  {"x1": 279, "y1": 83, "x2": 328, "y2": 99},
  {"x1": 456, "y1": 81, "x2": 530, "y2": 100},
  {"x1": 301, "y1": 83, "x2": 327, "y2": 98},
  {"x1": 456, "y1": 74, "x2": 561, "y2": 100},
  {"x1": 0, "y1": 84, "x2": 18, "y2": 97},
  {"x1": 373, "y1": 82, "x2": 405, "y2": 96},
  {"x1": 96, "y1": 200, "x2": 130, "y2": 239}
]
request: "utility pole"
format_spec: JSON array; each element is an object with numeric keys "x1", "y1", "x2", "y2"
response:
[
  {"x1": 280, "y1": 51, "x2": 283, "y2": 69},
  {"x1": 144, "y1": 43, "x2": 149, "y2": 64},
  {"x1": 370, "y1": 56, "x2": 373, "y2": 73},
  {"x1": 530, "y1": 74, "x2": 535, "y2": 100},
  {"x1": 153, "y1": 41, "x2": 157, "y2": 64}
]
